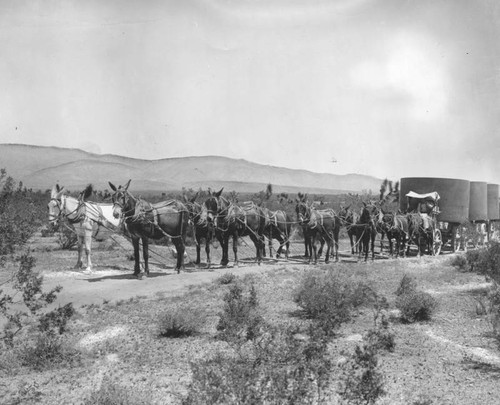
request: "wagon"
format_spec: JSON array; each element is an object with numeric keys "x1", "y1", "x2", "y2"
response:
[
  {"x1": 400, "y1": 177, "x2": 474, "y2": 255},
  {"x1": 404, "y1": 191, "x2": 443, "y2": 256}
]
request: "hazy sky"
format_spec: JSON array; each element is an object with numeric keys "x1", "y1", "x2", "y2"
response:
[{"x1": 1, "y1": 0, "x2": 500, "y2": 183}]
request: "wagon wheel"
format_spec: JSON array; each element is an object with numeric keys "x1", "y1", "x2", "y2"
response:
[{"x1": 432, "y1": 229, "x2": 442, "y2": 256}]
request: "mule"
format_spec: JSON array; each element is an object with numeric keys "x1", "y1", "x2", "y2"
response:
[
  {"x1": 379, "y1": 211, "x2": 408, "y2": 258},
  {"x1": 338, "y1": 204, "x2": 361, "y2": 255},
  {"x1": 183, "y1": 192, "x2": 216, "y2": 268},
  {"x1": 295, "y1": 198, "x2": 339, "y2": 264},
  {"x1": 48, "y1": 184, "x2": 120, "y2": 272},
  {"x1": 263, "y1": 209, "x2": 292, "y2": 259},
  {"x1": 356, "y1": 203, "x2": 377, "y2": 262},
  {"x1": 296, "y1": 193, "x2": 325, "y2": 259},
  {"x1": 406, "y1": 213, "x2": 434, "y2": 257},
  {"x1": 109, "y1": 180, "x2": 188, "y2": 276},
  {"x1": 207, "y1": 190, "x2": 266, "y2": 267}
]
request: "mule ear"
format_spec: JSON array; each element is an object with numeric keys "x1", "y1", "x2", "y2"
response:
[
  {"x1": 362, "y1": 201, "x2": 367, "y2": 207},
  {"x1": 214, "y1": 188, "x2": 224, "y2": 198},
  {"x1": 124, "y1": 179, "x2": 131, "y2": 191},
  {"x1": 109, "y1": 182, "x2": 117, "y2": 192},
  {"x1": 82, "y1": 184, "x2": 93, "y2": 201},
  {"x1": 190, "y1": 191, "x2": 199, "y2": 203},
  {"x1": 56, "y1": 186, "x2": 66, "y2": 198}
]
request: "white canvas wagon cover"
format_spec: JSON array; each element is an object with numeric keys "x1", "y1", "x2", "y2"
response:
[{"x1": 405, "y1": 191, "x2": 440, "y2": 202}]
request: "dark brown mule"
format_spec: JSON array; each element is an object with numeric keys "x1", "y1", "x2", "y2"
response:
[
  {"x1": 356, "y1": 202, "x2": 377, "y2": 262},
  {"x1": 184, "y1": 192, "x2": 215, "y2": 268},
  {"x1": 263, "y1": 209, "x2": 292, "y2": 259},
  {"x1": 296, "y1": 193, "x2": 325, "y2": 259},
  {"x1": 109, "y1": 180, "x2": 188, "y2": 276},
  {"x1": 295, "y1": 198, "x2": 340, "y2": 264},
  {"x1": 338, "y1": 204, "x2": 360, "y2": 255},
  {"x1": 406, "y1": 213, "x2": 434, "y2": 257},
  {"x1": 378, "y1": 210, "x2": 408, "y2": 258},
  {"x1": 208, "y1": 192, "x2": 266, "y2": 267}
]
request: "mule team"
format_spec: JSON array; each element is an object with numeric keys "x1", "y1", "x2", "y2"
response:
[{"x1": 48, "y1": 181, "x2": 434, "y2": 278}]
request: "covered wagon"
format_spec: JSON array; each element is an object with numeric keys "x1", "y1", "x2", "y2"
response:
[{"x1": 400, "y1": 177, "x2": 470, "y2": 253}]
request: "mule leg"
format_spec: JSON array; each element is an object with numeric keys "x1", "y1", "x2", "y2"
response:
[
  {"x1": 250, "y1": 234, "x2": 262, "y2": 265},
  {"x1": 142, "y1": 237, "x2": 149, "y2": 276},
  {"x1": 220, "y1": 233, "x2": 229, "y2": 267},
  {"x1": 268, "y1": 232, "x2": 274, "y2": 258},
  {"x1": 303, "y1": 227, "x2": 310, "y2": 258},
  {"x1": 75, "y1": 234, "x2": 83, "y2": 269},
  {"x1": 132, "y1": 237, "x2": 141, "y2": 275},
  {"x1": 275, "y1": 234, "x2": 283, "y2": 259},
  {"x1": 333, "y1": 231, "x2": 339, "y2": 262},
  {"x1": 84, "y1": 230, "x2": 92, "y2": 272},
  {"x1": 311, "y1": 236, "x2": 318, "y2": 265},
  {"x1": 205, "y1": 239, "x2": 211, "y2": 269},
  {"x1": 232, "y1": 233, "x2": 239, "y2": 267},
  {"x1": 174, "y1": 240, "x2": 185, "y2": 273},
  {"x1": 325, "y1": 234, "x2": 332, "y2": 264},
  {"x1": 371, "y1": 232, "x2": 376, "y2": 261},
  {"x1": 195, "y1": 234, "x2": 201, "y2": 265}
]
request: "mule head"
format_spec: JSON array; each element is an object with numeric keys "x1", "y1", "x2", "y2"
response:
[
  {"x1": 109, "y1": 180, "x2": 132, "y2": 219},
  {"x1": 295, "y1": 198, "x2": 310, "y2": 225},
  {"x1": 47, "y1": 184, "x2": 65, "y2": 227},
  {"x1": 202, "y1": 192, "x2": 221, "y2": 227},
  {"x1": 79, "y1": 184, "x2": 93, "y2": 202}
]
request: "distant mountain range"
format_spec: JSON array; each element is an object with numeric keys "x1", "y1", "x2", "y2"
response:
[{"x1": 0, "y1": 144, "x2": 382, "y2": 195}]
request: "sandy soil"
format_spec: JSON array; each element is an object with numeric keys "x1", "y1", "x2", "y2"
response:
[{"x1": 2, "y1": 233, "x2": 500, "y2": 404}]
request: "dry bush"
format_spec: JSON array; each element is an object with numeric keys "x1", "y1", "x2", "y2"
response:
[
  {"x1": 184, "y1": 325, "x2": 334, "y2": 405},
  {"x1": 395, "y1": 274, "x2": 418, "y2": 297},
  {"x1": 216, "y1": 282, "x2": 264, "y2": 343},
  {"x1": 158, "y1": 307, "x2": 204, "y2": 338},
  {"x1": 396, "y1": 291, "x2": 437, "y2": 323},
  {"x1": 84, "y1": 374, "x2": 153, "y2": 405},
  {"x1": 17, "y1": 331, "x2": 81, "y2": 371},
  {"x1": 293, "y1": 270, "x2": 377, "y2": 336},
  {"x1": 364, "y1": 316, "x2": 395, "y2": 353},
  {"x1": 216, "y1": 272, "x2": 237, "y2": 285},
  {"x1": 338, "y1": 343, "x2": 386, "y2": 405},
  {"x1": 450, "y1": 254, "x2": 468, "y2": 272}
]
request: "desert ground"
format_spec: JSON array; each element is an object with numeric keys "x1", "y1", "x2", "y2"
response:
[{"x1": 1, "y1": 231, "x2": 500, "y2": 404}]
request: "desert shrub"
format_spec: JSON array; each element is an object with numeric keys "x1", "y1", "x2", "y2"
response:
[
  {"x1": 57, "y1": 219, "x2": 78, "y2": 250},
  {"x1": 364, "y1": 316, "x2": 395, "y2": 353},
  {"x1": 293, "y1": 271, "x2": 376, "y2": 336},
  {"x1": 216, "y1": 272, "x2": 237, "y2": 285},
  {"x1": 450, "y1": 254, "x2": 468, "y2": 271},
  {"x1": 17, "y1": 331, "x2": 81, "y2": 371},
  {"x1": 216, "y1": 282, "x2": 264, "y2": 342},
  {"x1": 0, "y1": 170, "x2": 46, "y2": 255},
  {"x1": 84, "y1": 374, "x2": 153, "y2": 405},
  {"x1": 184, "y1": 325, "x2": 334, "y2": 405},
  {"x1": 0, "y1": 253, "x2": 76, "y2": 371},
  {"x1": 466, "y1": 241, "x2": 500, "y2": 283},
  {"x1": 395, "y1": 274, "x2": 418, "y2": 297},
  {"x1": 395, "y1": 291, "x2": 437, "y2": 323},
  {"x1": 482, "y1": 284, "x2": 500, "y2": 345},
  {"x1": 337, "y1": 343, "x2": 386, "y2": 405},
  {"x1": 158, "y1": 307, "x2": 203, "y2": 338}
]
